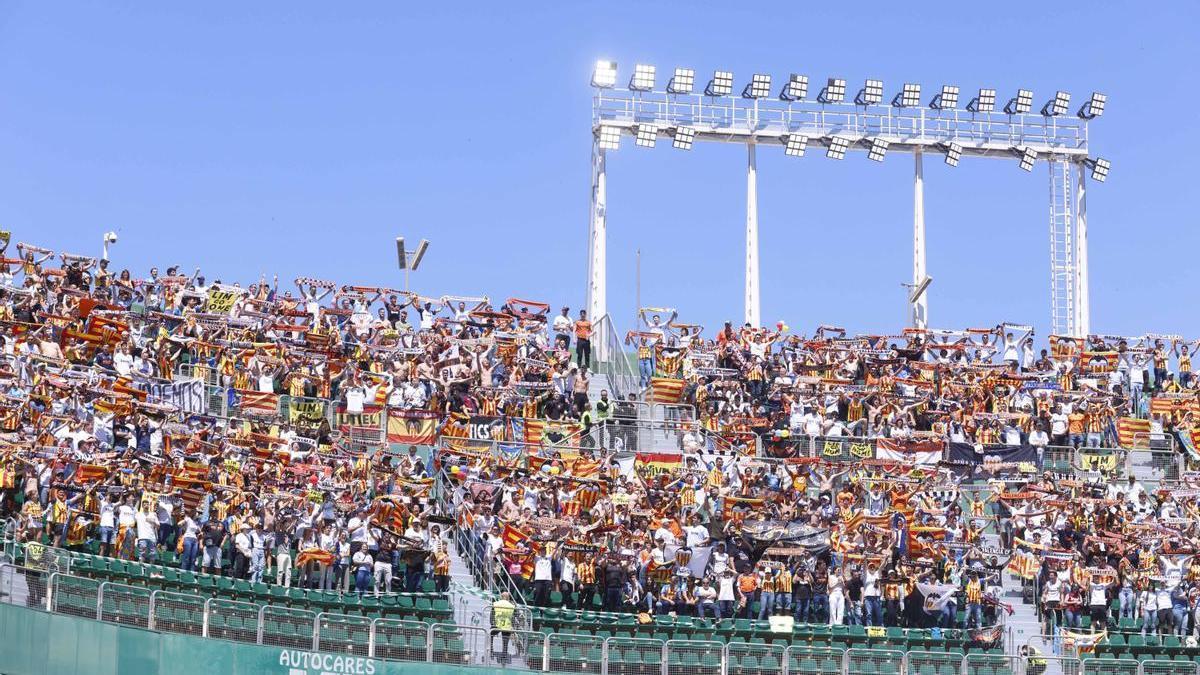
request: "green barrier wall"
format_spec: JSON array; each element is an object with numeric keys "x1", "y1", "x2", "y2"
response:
[{"x1": 0, "y1": 602, "x2": 499, "y2": 675}]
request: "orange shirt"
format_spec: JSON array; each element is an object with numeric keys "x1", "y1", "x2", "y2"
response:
[
  {"x1": 574, "y1": 320, "x2": 593, "y2": 339},
  {"x1": 738, "y1": 573, "x2": 758, "y2": 593}
]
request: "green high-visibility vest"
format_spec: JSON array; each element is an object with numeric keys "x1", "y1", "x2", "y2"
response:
[{"x1": 493, "y1": 599, "x2": 515, "y2": 631}]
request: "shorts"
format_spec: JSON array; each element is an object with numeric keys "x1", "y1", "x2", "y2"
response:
[
  {"x1": 98, "y1": 526, "x2": 115, "y2": 544},
  {"x1": 202, "y1": 546, "x2": 222, "y2": 568}
]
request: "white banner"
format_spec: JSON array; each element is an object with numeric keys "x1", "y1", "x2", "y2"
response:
[{"x1": 147, "y1": 378, "x2": 209, "y2": 415}]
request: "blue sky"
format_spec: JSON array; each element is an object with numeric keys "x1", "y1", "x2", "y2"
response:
[{"x1": 0, "y1": 2, "x2": 1195, "y2": 340}]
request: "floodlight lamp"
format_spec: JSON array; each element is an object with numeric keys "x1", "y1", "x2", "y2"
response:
[
  {"x1": 668, "y1": 68, "x2": 695, "y2": 94},
  {"x1": 894, "y1": 83, "x2": 921, "y2": 107},
  {"x1": 783, "y1": 134, "x2": 808, "y2": 157},
  {"x1": 635, "y1": 124, "x2": 658, "y2": 148},
  {"x1": 819, "y1": 78, "x2": 846, "y2": 103},
  {"x1": 826, "y1": 136, "x2": 849, "y2": 160},
  {"x1": 706, "y1": 71, "x2": 734, "y2": 96},
  {"x1": 1042, "y1": 91, "x2": 1071, "y2": 116},
  {"x1": 411, "y1": 239, "x2": 429, "y2": 271},
  {"x1": 630, "y1": 64, "x2": 656, "y2": 91},
  {"x1": 932, "y1": 85, "x2": 959, "y2": 110},
  {"x1": 744, "y1": 74, "x2": 772, "y2": 99},
  {"x1": 672, "y1": 126, "x2": 695, "y2": 151},
  {"x1": 1087, "y1": 157, "x2": 1110, "y2": 183},
  {"x1": 597, "y1": 126, "x2": 621, "y2": 150},
  {"x1": 1017, "y1": 146, "x2": 1037, "y2": 171},
  {"x1": 857, "y1": 79, "x2": 884, "y2": 105},
  {"x1": 780, "y1": 74, "x2": 808, "y2": 101},
  {"x1": 1005, "y1": 89, "x2": 1033, "y2": 114},
  {"x1": 868, "y1": 138, "x2": 889, "y2": 162},
  {"x1": 1079, "y1": 92, "x2": 1106, "y2": 119},
  {"x1": 968, "y1": 88, "x2": 996, "y2": 113},
  {"x1": 944, "y1": 142, "x2": 962, "y2": 167},
  {"x1": 592, "y1": 60, "x2": 618, "y2": 88}
]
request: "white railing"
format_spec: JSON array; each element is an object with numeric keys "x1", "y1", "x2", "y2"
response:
[{"x1": 8, "y1": 563, "x2": 1199, "y2": 675}]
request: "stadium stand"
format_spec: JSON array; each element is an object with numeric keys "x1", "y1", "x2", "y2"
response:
[{"x1": 1, "y1": 233, "x2": 1200, "y2": 673}]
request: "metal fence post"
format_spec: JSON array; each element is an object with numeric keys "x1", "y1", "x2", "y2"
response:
[
  {"x1": 368, "y1": 618, "x2": 376, "y2": 658},
  {"x1": 43, "y1": 571, "x2": 57, "y2": 612},
  {"x1": 202, "y1": 597, "x2": 211, "y2": 638},
  {"x1": 426, "y1": 623, "x2": 434, "y2": 663},
  {"x1": 313, "y1": 613, "x2": 322, "y2": 651},
  {"x1": 256, "y1": 604, "x2": 266, "y2": 644},
  {"x1": 96, "y1": 581, "x2": 107, "y2": 621},
  {"x1": 148, "y1": 590, "x2": 158, "y2": 630}
]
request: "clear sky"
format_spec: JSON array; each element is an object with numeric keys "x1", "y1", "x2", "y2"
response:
[{"x1": 0, "y1": 2, "x2": 1195, "y2": 340}]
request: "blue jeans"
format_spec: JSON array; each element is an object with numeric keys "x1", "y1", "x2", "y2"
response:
[
  {"x1": 698, "y1": 601, "x2": 718, "y2": 619},
  {"x1": 776, "y1": 593, "x2": 791, "y2": 613},
  {"x1": 639, "y1": 358, "x2": 654, "y2": 387},
  {"x1": 812, "y1": 593, "x2": 828, "y2": 622},
  {"x1": 863, "y1": 597, "x2": 883, "y2": 626},
  {"x1": 180, "y1": 538, "x2": 199, "y2": 572},
  {"x1": 136, "y1": 539, "x2": 156, "y2": 563},
  {"x1": 793, "y1": 597, "x2": 811, "y2": 623},
  {"x1": 940, "y1": 602, "x2": 956, "y2": 628},
  {"x1": 1173, "y1": 607, "x2": 1189, "y2": 636},
  {"x1": 1064, "y1": 608, "x2": 1081, "y2": 628},
  {"x1": 1142, "y1": 608, "x2": 1157, "y2": 634},
  {"x1": 718, "y1": 600, "x2": 735, "y2": 619},
  {"x1": 355, "y1": 567, "x2": 371, "y2": 595},
  {"x1": 758, "y1": 591, "x2": 775, "y2": 619},
  {"x1": 965, "y1": 602, "x2": 983, "y2": 628}
]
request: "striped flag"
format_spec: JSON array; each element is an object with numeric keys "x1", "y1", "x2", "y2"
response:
[
  {"x1": 501, "y1": 522, "x2": 531, "y2": 550},
  {"x1": 650, "y1": 377, "x2": 685, "y2": 404},
  {"x1": 74, "y1": 464, "x2": 109, "y2": 483},
  {"x1": 1116, "y1": 417, "x2": 1149, "y2": 448},
  {"x1": 1150, "y1": 397, "x2": 1200, "y2": 418},
  {"x1": 1007, "y1": 551, "x2": 1040, "y2": 579},
  {"x1": 237, "y1": 390, "x2": 279, "y2": 416}
]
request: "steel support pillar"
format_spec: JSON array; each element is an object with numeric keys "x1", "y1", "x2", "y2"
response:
[
  {"x1": 1074, "y1": 161, "x2": 1090, "y2": 337},
  {"x1": 911, "y1": 149, "x2": 928, "y2": 329},
  {"x1": 586, "y1": 143, "x2": 607, "y2": 324},
  {"x1": 745, "y1": 143, "x2": 760, "y2": 328}
]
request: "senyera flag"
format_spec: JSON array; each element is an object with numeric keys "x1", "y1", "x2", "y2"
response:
[
  {"x1": 236, "y1": 390, "x2": 279, "y2": 417},
  {"x1": 650, "y1": 377, "x2": 685, "y2": 404}
]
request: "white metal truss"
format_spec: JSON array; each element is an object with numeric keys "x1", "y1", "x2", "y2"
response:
[
  {"x1": 1048, "y1": 159, "x2": 1075, "y2": 337},
  {"x1": 587, "y1": 81, "x2": 1100, "y2": 337}
]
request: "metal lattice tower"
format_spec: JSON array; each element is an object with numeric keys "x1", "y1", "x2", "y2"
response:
[{"x1": 1048, "y1": 159, "x2": 1075, "y2": 336}]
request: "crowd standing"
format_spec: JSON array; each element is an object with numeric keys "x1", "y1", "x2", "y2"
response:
[{"x1": 0, "y1": 237, "x2": 1199, "y2": 644}]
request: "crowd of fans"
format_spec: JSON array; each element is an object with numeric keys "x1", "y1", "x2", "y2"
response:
[{"x1": 1, "y1": 236, "x2": 1200, "y2": 646}]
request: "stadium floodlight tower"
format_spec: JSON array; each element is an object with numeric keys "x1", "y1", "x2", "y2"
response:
[{"x1": 588, "y1": 60, "x2": 1108, "y2": 337}]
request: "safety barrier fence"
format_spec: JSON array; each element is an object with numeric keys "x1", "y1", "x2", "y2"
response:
[
  {"x1": 593, "y1": 313, "x2": 640, "y2": 401},
  {"x1": 9, "y1": 560, "x2": 1199, "y2": 675}
]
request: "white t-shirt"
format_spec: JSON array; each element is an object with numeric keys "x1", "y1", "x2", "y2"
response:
[
  {"x1": 99, "y1": 502, "x2": 116, "y2": 529},
  {"x1": 117, "y1": 504, "x2": 136, "y2": 528},
  {"x1": 135, "y1": 511, "x2": 158, "y2": 542},
  {"x1": 533, "y1": 555, "x2": 553, "y2": 582},
  {"x1": 684, "y1": 525, "x2": 708, "y2": 548},
  {"x1": 718, "y1": 576, "x2": 736, "y2": 601}
]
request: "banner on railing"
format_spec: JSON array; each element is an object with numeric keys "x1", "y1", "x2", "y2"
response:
[
  {"x1": 235, "y1": 389, "x2": 278, "y2": 417},
  {"x1": 336, "y1": 403, "x2": 384, "y2": 429},
  {"x1": 287, "y1": 399, "x2": 328, "y2": 425},
  {"x1": 387, "y1": 410, "x2": 439, "y2": 445},
  {"x1": 146, "y1": 378, "x2": 208, "y2": 415}
]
